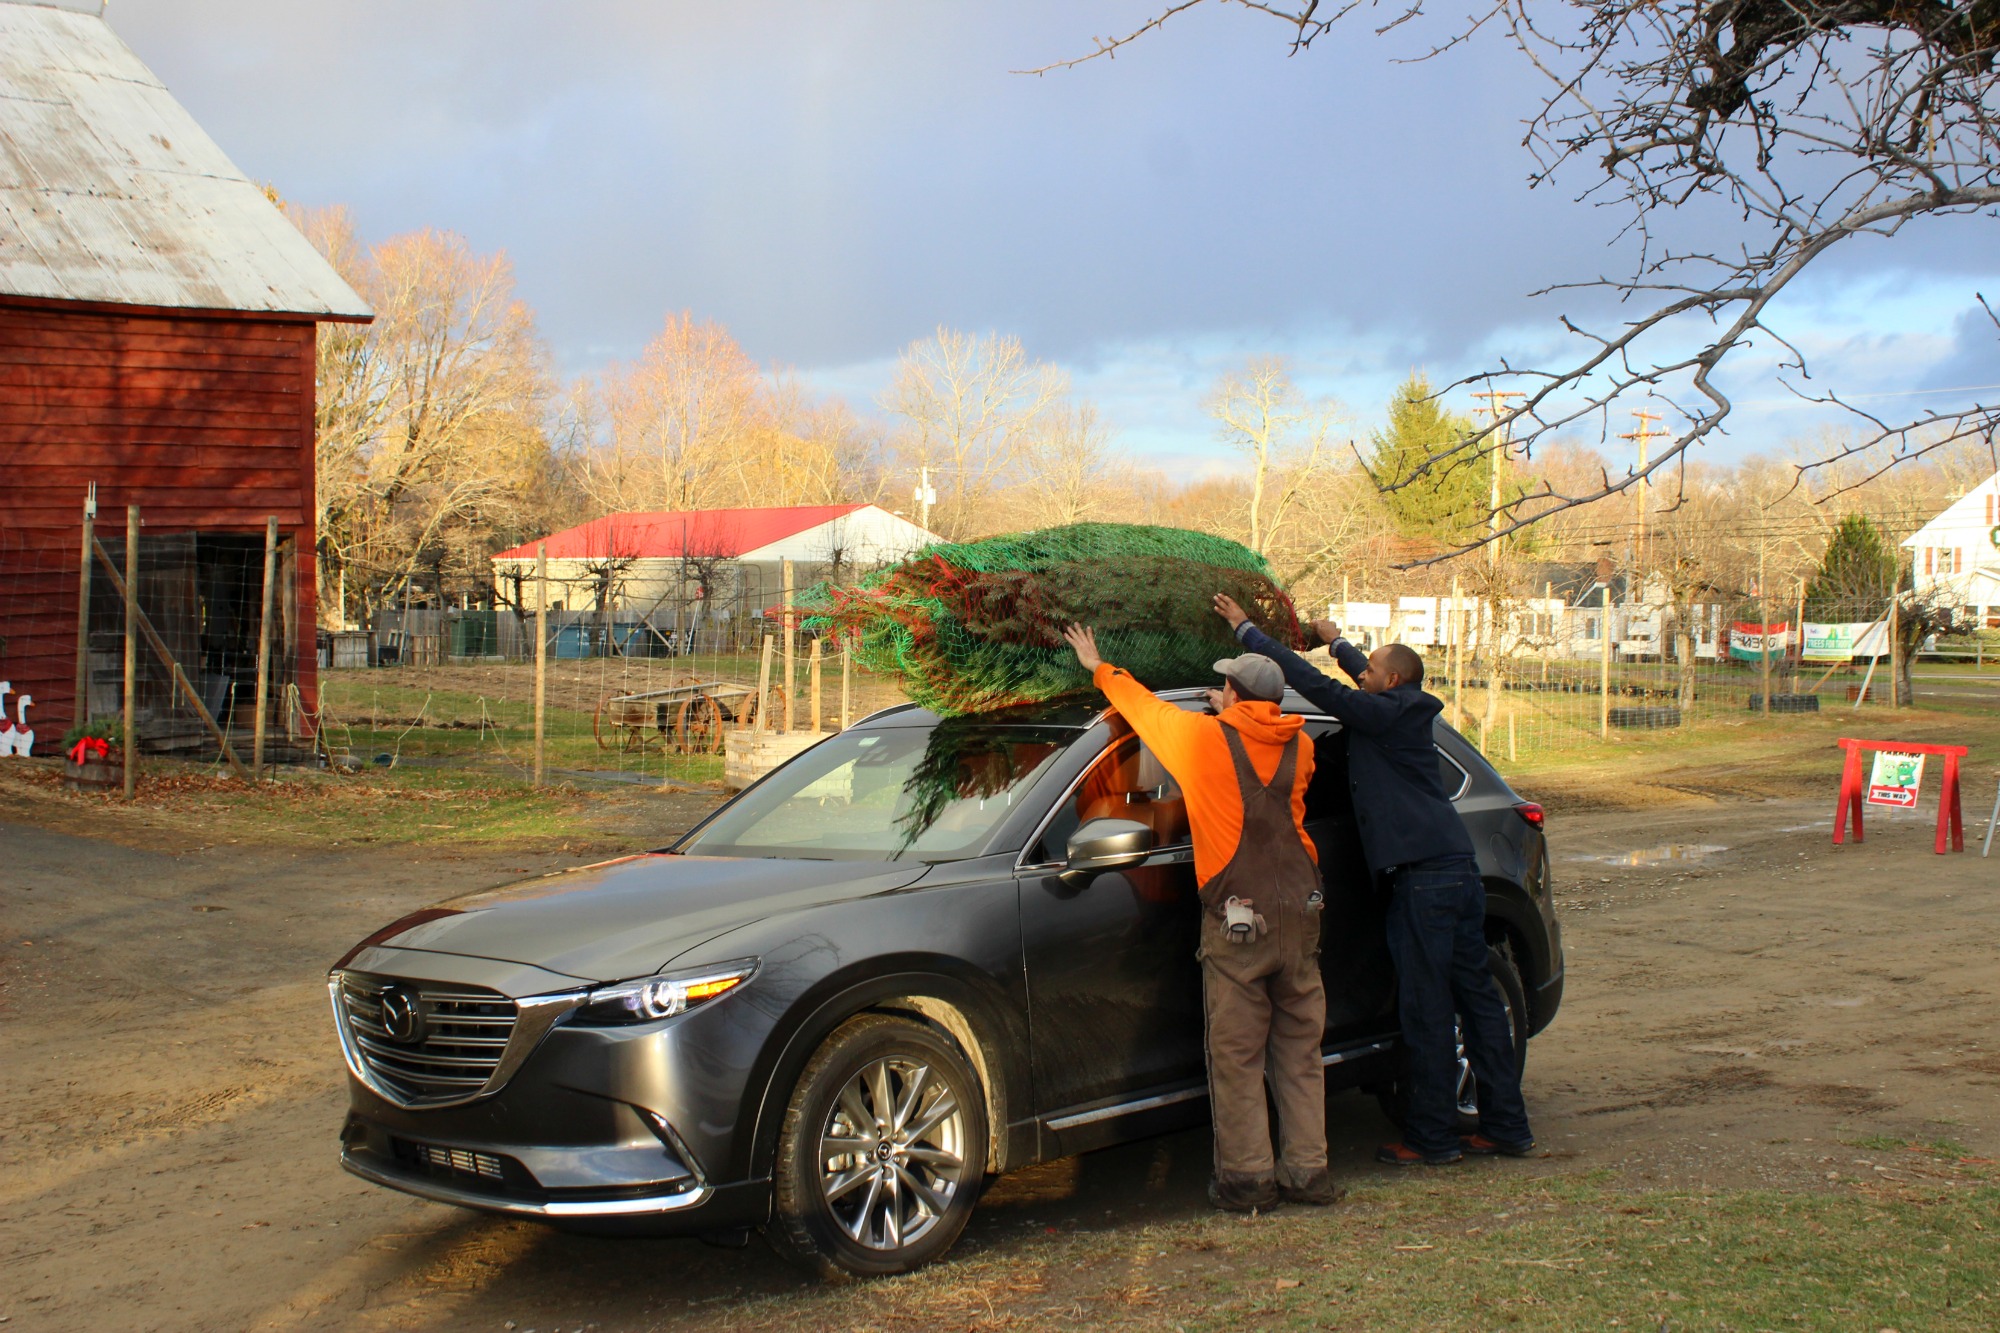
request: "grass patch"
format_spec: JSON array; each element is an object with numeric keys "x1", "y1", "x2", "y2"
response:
[
  {"x1": 1494, "y1": 692, "x2": 2000, "y2": 812},
  {"x1": 0, "y1": 756, "x2": 658, "y2": 853},
  {"x1": 703, "y1": 1174, "x2": 2000, "y2": 1331}
]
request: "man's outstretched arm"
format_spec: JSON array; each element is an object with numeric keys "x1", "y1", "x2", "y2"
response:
[
  {"x1": 1211, "y1": 594, "x2": 1401, "y2": 734},
  {"x1": 1060, "y1": 623, "x2": 1207, "y2": 766}
]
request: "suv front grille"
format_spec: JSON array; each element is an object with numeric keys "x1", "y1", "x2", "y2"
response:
[{"x1": 337, "y1": 973, "x2": 517, "y2": 1107}]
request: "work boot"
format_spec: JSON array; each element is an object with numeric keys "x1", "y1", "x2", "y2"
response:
[
  {"x1": 1277, "y1": 1168, "x2": 1347, "y2": 1207},
  {"x1": 1461, "y1": 1133, "x2": 1536, "y2": 1158},
  {"x1": 1375, "y1": 1141, "x2": 1463, "y2": 1167},
  {"x1": 1208, "y1": 1172, "x2": 1279, "y2": 1213}
]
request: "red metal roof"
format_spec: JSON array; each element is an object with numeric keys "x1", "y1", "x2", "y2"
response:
[{"x1": 491, "y1": 505, "x2": 870, "y2": 562}]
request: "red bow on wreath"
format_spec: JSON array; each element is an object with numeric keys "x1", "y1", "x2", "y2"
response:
[{"x1": 68, "y1": 736, "x2": 110, "y2": 764}]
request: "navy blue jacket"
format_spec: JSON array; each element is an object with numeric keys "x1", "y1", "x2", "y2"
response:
[{"x1": 1236, "y1": 623, "x2": 1474, "y2": 872}]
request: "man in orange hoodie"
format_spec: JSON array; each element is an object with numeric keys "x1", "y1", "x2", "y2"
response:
[{"x1": 1062, "y1": 624, "x2": 1342, "y2": 1211}]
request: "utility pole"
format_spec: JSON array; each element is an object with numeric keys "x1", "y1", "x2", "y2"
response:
[
  {"x1": 1618, "y1": 409, "x2": 1667, "y2": 567},
  {"x1": 1470, "y1": 389, "x2": 1526, "y2": 568}
]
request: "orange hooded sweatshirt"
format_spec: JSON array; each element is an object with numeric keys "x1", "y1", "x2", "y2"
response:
[{"x1": 1092, "y1": 662, "x2": 1317, "y2": 890}]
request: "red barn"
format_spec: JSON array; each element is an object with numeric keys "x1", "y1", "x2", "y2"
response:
[{"x1": 0, "y1": 0, "x2": 369, "y2": 758}]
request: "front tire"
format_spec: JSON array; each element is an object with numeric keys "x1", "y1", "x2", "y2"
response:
[
  {"x1": 1375, "y1": 943, "x2": 1528, "y2": 1134},
  {"x1": 765, "y1": 1014, "x2": 987, "y2": 1280}
]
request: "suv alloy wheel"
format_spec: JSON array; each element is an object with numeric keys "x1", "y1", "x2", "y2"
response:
[{"x1": 766, "y1": 1014, "x2": 988, "y2": 1279}]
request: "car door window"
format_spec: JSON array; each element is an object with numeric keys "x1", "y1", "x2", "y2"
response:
[
  {"x1": 1301, "y1": 720, "x2": 1349, "y2": 824},
  {"x1": 1437, "y1": 747, "x2": 1471, "y2": 802},
  {"x1": 1032, "y1": 735, "x2": 1190, "y2": 863}
]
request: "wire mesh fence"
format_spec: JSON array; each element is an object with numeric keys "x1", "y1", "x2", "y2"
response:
[
  {"x1": 0, "y1": 519, "x2": 304, "y2": 774},
  {"x1": 310, "y1": 612, "x2": 908, "y2": 789},
  {"x1": 7, "y1": 511, "x2": 1983, "y2": 791},
  {"x1": 1319, "y1": 587, "x2": 1934, "y2": 765}
]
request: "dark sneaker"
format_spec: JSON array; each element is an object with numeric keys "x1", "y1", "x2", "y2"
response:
[
  {"x1": 1277, "y1": 1169, "x2": 1347, "y2": 1207},
  {"x1": 1376, "y1": 1141, "x2": 1462, "y2": 1167},
  {"x1": 1461, "y1": 1134, "x2": 1536, "y2": 1158},
  {"x1": 1208, "y1": 1173, "x2": 1280, "y2": 1212}
]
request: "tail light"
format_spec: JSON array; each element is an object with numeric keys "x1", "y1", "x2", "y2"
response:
[{"x1": 1513, "y1": 801, "x2": 1545, "y2": 828}]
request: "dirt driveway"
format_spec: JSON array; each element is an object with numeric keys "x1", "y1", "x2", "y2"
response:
[{"x1": 3, "y1": 784, "x2": 1996, "y2": 1331}]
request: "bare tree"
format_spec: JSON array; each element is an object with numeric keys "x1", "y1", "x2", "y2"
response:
[
  {"x1": 1208, "y1": 357, "x2": 1340, "y2": 556},
  {"x1": 1030, "y1": 3, "x2": 2000, "y2": 555},
  {"x1": 880, "y1": 328, "x2": 1067, "y2": 539},
  {"x1": 595, "y1": 313, "x2": 762, "y2": 514},
  {"x1": 1017, "y1": 399, "x2": 1130, "y2": 526},
  {"x1": 297, "y1": 213, "x2": 552, "y2": 622}
]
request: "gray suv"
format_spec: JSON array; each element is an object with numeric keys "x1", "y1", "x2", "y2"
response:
[{"x1": 330, "y1": 691, "x2": 1562, "y2": 1278}]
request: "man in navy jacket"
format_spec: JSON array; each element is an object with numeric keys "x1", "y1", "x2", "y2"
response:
[{"x1": 1212, "y1": 594, "x2": 1534, "y2": 1166}]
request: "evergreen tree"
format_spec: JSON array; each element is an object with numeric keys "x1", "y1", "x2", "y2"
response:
[
  {"x1": 1804, "y1": 514, "x2": 1905, "y2": 618},
  {"x1": 1369, "y1": 374, "x2": 1488, "y2": 543}
]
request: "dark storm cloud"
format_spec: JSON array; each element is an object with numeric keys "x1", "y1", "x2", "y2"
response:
[
  {"x1": 107, "y1": 1, "x2": 1597, "y2": 369},
  {"x1": 1922, "y1": 304, "x2": 2000, "y2": 395}
]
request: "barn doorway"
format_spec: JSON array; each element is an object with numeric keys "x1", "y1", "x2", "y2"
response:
[{"x1": 88, "y1": 531, "x2": 297, "y2": 755}]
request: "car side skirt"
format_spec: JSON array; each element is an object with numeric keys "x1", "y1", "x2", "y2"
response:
[{"x1": 1037, "y1": 1036, "x2": 1399, "y2": 1158}]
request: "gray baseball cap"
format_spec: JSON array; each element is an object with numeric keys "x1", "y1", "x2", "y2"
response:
[{"x1": 1212, "y1": 652, "x2": 1284, "y2": 703}]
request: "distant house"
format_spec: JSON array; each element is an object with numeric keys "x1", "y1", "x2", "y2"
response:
[
  {"x1": 1902, "y1": 469, "x2": 2000, "y2": 626},
  {"x1": 489, "y1": 504, "x2": 939, "y2": 649},
  {"x1": 0, "y1": 0, "x2": 371, "y2": 754}
]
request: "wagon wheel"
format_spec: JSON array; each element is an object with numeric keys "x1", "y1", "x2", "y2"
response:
[
  {"x1": 677, "y1": 696, "x2": 727, "y2": 755},
  {"x1": 592, "y1": 692, "x2": 622, "y2": 750}
]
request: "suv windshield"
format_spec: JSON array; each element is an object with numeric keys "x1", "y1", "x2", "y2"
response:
[{"x1": 680, "y1": 720, "x2": 1079, "y2": 862}]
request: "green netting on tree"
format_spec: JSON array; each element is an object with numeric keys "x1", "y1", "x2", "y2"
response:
[{"x1": 804, "y1": 523, "x2": 1307, "y2": 716}]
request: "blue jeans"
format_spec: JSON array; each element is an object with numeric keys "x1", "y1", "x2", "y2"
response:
[{"x1": 1385, "y1": 856, "x2": 1533, "y2": 1158}]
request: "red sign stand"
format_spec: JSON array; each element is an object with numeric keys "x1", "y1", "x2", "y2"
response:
[{"x1": 1832, "y1": 737, "x2": 1966, "y2": 853}]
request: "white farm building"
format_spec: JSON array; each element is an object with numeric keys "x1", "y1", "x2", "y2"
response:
[
  {"x1": 1903, "y1": 470, "x2": 2000, "y2": 627},
  {"x1": 489, "y1": 504, "x2": 940, "y2": 651}
]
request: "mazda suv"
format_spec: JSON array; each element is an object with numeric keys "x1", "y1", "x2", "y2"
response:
[{"x1": 329, "y1": 689, "x2": 1563, "y2": 1278}]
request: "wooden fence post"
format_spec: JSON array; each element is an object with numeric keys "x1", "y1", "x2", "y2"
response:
[
  {"x1": 123, "y1": 505, "x2": 138, "y2": 799},
  {"x1": 1599, "y1": 585, "x2": 1612, "y2": 739},
  {"x1": 809, "y1": 637, "x2": 822, "y2": 734},
  {"x1": 253, "y1": 516, "x2": 277, "y2": 779},
  {"x1": 1888, "y1": 590, "x2": 1901, "y2": 709},
  {"x1": 533, "y1": 542, "x2": 547, "y2": 787},
  {"x1": 755, "y1": 636, "x2": 775, "y2": 733},
  {"x1": 782, "y1": 560, "x2": 796, "y2": 734},
  {"x1": 74, "y1": 485, "x2": 93, "y2": 731}
]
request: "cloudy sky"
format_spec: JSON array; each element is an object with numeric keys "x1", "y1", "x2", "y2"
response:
[{"x1": 106, "y1": 0, "x2": 2000, "y2": 476}]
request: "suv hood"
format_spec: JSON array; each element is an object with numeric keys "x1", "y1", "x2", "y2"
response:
[{"x1": 345, "y1": 854, "x2": 931, "y2": 983}]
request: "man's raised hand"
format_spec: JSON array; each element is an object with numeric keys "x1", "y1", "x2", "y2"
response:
[
  {"x1": 1061, "y1": 624, "x2": 1104, "y2": 672},
  {"x1": 1211, "y1": 593, "x2": 1249, "y2": 629},
  {"x1": 1310, "y1": 619, "x2": 1342, "y2": 646}
]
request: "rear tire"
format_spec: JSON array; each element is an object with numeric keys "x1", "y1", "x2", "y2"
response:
[
  {"x1": 764, "y1": 1014, "x2": 987, "y2": 1281},
  {"x1": 1374, "y1": 943, "x2": 1528, "y2": 1135}
]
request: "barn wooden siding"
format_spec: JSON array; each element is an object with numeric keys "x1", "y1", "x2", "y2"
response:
[{"x1": 0, "y1": 301, "x2": 319, "y2": 742}]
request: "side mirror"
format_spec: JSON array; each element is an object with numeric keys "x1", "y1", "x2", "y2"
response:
[{"x1": 1060, "y1": 817, "x2": 1155, "y2": 887}]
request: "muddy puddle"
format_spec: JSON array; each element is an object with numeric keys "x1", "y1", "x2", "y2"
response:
[{"x1": 1572, "y1": 842, "x2": 1730, "y2": 868}]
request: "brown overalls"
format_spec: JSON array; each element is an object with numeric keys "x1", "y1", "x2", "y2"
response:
[{"x1": 1197, "y1": 725, "x2": 1329, "y2": 1189}]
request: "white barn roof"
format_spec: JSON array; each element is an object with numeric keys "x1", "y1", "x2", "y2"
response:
[{"x1": 0, "y1": 1, "x2": 370, "y2": 318}]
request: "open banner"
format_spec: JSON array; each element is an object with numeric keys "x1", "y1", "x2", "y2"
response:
[
  {"x1": 1729, "y1": 622, "x2": 1792, "y2": 661},
  {"x1": 1802, "y1": 621, "x2": 1891, "y2": 661}
]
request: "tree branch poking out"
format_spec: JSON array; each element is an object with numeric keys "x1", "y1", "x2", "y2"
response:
[{"x1": 1032, "y1": 3, "x2": 2000, "y2": 564}]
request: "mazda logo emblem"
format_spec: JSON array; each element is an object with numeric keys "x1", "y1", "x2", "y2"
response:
[{"x1": 379, "y1": 988, "x2": 424, "y2": 1044}]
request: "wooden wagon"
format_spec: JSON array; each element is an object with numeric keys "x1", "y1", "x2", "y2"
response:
[{"x1": 592, "y1": 677, "x2": 781, "y2": 755}]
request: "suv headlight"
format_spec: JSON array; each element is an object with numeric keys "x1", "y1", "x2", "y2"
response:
[{"x1": 571, "y1": 960, "x2": 757, "y2": 1026}]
